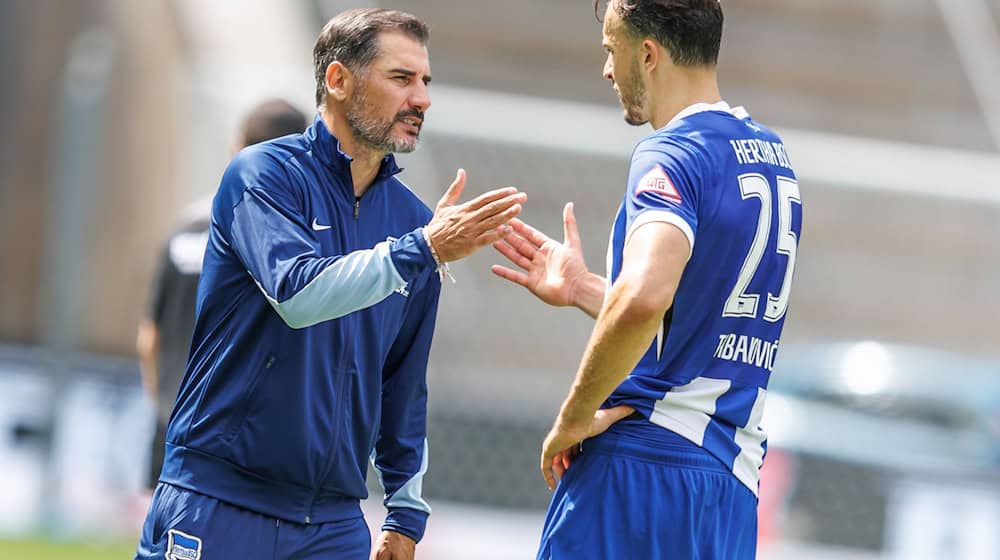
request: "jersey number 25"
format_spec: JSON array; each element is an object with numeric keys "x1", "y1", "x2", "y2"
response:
[{"x1": 722, "y1": 174, "x2": 801, "y2": 322}]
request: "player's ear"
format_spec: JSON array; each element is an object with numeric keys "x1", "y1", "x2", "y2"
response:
[
  {"x1": 324, "y1": 61, "x2": 351, "y2": 103},
  {"x1": 641, "y1": 38, "x2": 659, "y2": 72}
]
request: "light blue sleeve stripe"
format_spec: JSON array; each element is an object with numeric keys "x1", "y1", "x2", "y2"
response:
[
  {"x1": 372, "y1": 439, "x2": 432, "y2": 514},
  {"x1": 256, "y1": 240, "x2": 405, "y2": 329}
]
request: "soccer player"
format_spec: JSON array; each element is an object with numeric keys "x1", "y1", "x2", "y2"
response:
[
  {"x1": 137, "y1": 98, "x2": 307, "y2": 493},
  {"x1": 492, "y1": 1, "x2": 803, "y2": 557},
  {"x1": 135, "y1": 8, "x2": 526, "y2": 560}
]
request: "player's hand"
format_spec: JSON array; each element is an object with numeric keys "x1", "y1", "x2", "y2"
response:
[
  {"x1": 370, "y1": 530, "x2": 416, "y2": 560},
  {"x1": 491, "y1": 203, "x2": 591, "y2": 307},
  {"x1": 540, "y1": 405, "x2": 634, "y2": 490},
  {"x1": 425, "y1": 169, "x2": 526, "y2": 262}
]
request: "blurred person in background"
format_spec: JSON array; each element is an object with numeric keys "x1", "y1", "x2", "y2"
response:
[
  {"x1": 493, "y1": 0, "x2": 802, "y2": 558},
  {"x1": 136, "y1": 98, "x2": 308, "y2": 494},
  {"x1": 135, "y1": 8, "x2": 525, "y2": 560}
]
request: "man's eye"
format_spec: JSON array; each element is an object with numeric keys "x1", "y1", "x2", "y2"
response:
[{"x1": 394, "y1": 76, "x2": 410, "y2": 83}]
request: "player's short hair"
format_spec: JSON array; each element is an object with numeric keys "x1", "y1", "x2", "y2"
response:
[
  {"x1": 239, "y1": 99, "x2": 308, "y2": 147},
  {"x1": 313, "y1": 8, "x2": 430, "y2": 107},
  {"x1": 596, "y1": 0, "x2": 724, "y2": 67}
]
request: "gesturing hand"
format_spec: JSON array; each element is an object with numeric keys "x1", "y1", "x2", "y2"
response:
[
  {"x1": 540, "y1": 405, "x2": 634, "y2": 491},
  {"x1": 425, "y1": 169, "x2": 527, "y2": 263},
  {"x1": 491, "y1": 202, "x2": 590, "y2": 307},
  {"x1": 370, "y1": 530, "x2": 415, "y2": 560}
]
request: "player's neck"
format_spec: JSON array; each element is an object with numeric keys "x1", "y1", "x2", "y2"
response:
[
  {"x1": 319, "y1": 107, "x2": 385, "y2": 197},
  {"x1": 648, "y1": 67, "x2": 722, "y2": 130}
]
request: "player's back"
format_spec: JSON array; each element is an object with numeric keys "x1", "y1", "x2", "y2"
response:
[{"x1": 606, "y1": 101, "x2": 803, "y2": 494}]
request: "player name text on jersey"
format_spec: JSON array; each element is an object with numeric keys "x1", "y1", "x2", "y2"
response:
[
  {"x1": 713, "y1": 333, "x2": 780, "y2": 372},
  {"x1": 729, "y1": 139, "x2": 792, "y2": 170}
]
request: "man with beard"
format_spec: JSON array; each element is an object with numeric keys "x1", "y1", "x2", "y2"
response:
[
  {"x1": 135, "y1": 9, "x2": 526, "y2": 560},
  {"x1": 492, "y1": 1, "x2": 802, "y2": 558}
]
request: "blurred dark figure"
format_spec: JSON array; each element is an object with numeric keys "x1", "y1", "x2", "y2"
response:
[{"x1": 136, "y1": 99, "x2": 308, "y2": 489}]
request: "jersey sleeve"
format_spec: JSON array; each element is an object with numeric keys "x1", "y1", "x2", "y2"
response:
[{"x1": 624, "y1": 138, "x2": 705, "y2": 259}]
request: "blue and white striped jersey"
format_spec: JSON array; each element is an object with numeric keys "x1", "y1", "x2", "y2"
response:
[{"x1": 604, "y1": 101, "x2": 803, "y2": 495}]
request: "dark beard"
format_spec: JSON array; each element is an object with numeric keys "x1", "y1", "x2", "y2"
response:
[
  {"x1": 345, "y1": 88, "x2": 422, "y2": 154},
  {"x1": 620, "y1": 59, "x2": 648, "y2": 126}
]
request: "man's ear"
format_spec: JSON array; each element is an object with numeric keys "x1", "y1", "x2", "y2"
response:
[
  {"x1": 642, "y1": 38, "x2": 661, "y2": 73},
  {"x1": 325, "y1": 61, "x2": 352, "y2": 103}
]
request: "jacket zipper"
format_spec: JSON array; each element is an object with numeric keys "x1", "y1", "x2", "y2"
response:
[{"x1": 304, "y1": 192, "x2": 361, "y2": 522}]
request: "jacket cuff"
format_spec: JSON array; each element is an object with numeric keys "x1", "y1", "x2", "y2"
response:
[
  {"x1": 382, "y1": 507, "x2": 430, "y2": 543},
  {"x1": 388, "y1": 228, "x2": 436, "y2": 281}
]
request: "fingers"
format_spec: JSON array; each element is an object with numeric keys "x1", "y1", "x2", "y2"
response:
[
  {"x1": 465, "y1": 186, "x2": 521, "y2": 211},
  {"x1": 503, "y1": 229, "x2": 542, "y2": 259},
  {"x1": 436, "y1": 169, "x2": 467, "y2": 210},
  {"x1": 560, "y1": 451, "x2": 571, "y2": 472},
  {"x1": 540, "y1": 431, "x2": 557, "y2": 491},
  {"x1": 472, "y1": 192, "x2": 527, "y2": 224},
  {"x1": 541, "y1": 445, "x2": 584, "y2": 492},
  {"x1": 492, "y1": 240, "x2": 532, "y2": 270},
  {"x1": 540, "y1": 448, "x2": 556, "y2": 491},
  {"x1": 492, "y1": 264, "x2": 531, "y2": 287},
  {"x1": 473, "y1": 224, "x2": 515, "y2": 246},
  {"x1": 511, "y1": 218, "x2": 551, "y2": 248},
  {"x1": 544, "y1": 447, "x2": 578, "y2": 490},
  {"x1": 427, "y1": 183, "x2": 526, "y2": 262},
  {"x1": 560, "y1": 444, "x2": 582, "y2": 472},
  {"x1": 463, "y1": 187, "x2": 528, "y2": 216},
  {"x1": 562, "y1": 202, "x2": 581, "y2": 249},
  {"x1": 476, "y1": 201, "x2": 523, "y2": 232},
  {"x1": 552, "y1": 451, "x2": 567, "y2": 484}
]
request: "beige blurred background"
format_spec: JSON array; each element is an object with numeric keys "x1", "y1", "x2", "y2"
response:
[
  {"x1": 0, "y1": 1, "x2": 998, "y2": 558},
  {"x1": 3, "y1": 0, "x2": 999, "y2": 356}
]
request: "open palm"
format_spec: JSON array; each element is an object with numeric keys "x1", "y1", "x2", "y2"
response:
[{"x1": 492, "y1": 203, "x2": 590, "y2": 307}]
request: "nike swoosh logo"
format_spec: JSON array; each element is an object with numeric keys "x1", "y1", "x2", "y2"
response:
[{"x1": 312, "y1": 218, "x2": 331, "y2": 231}]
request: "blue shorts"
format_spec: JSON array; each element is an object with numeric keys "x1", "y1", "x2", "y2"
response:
[
  {"x1": 537, "y1": 420, "x2": 757, "y2": 559},
  {"x1": 135, "y1": 483, "x2": 370, "y2": 560}
]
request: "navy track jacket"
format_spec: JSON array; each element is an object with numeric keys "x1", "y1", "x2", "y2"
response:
[{"x1": 161, "y1": 115, "x2": 441, "y2": 542}]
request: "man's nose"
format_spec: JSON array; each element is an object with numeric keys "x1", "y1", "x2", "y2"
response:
[{"x1": 410, "y1": 83, "x2": 431, "y2": 113}]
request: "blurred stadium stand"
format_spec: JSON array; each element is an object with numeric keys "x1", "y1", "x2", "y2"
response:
[{"x1": 1, "y1": 0, "x2": 999, "y2": 558}]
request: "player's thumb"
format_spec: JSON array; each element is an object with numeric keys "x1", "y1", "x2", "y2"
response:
[
  {"x1": 438, "y1": 168, "x2": 466, "y2": 209},
  {"x1": 563, "y1": 202, "x2": 581, "y2": 248}
]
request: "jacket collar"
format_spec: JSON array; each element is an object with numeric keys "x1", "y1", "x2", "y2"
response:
[{"x1": 306, "y1": 114, "x2": 404, "y2": 187}]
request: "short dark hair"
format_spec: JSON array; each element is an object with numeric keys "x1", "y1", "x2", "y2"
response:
[
  {"x1": 239, "y1": 99, "x2": 308, "y2": 147},
  {"x1": 596, "y1": 0, "x2": 723, "y2": 66},
  {"x1": 312, "y1": 8, "x2": 429, "y2": 107}
]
